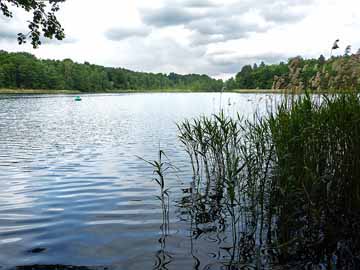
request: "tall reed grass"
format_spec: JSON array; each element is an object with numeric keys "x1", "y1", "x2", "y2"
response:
[
  {"x1": 138, "y1": 150, "x2": 174, "y2": 269},
  {"x1": 177, "y1": 93, "x2": 360, "y2": 269}
]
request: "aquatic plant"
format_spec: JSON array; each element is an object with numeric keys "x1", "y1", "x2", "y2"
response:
[
  {"x1": 138, "y1": 150, "x2": 173, "y2": 234},
  {"x1": 177, "y1": 92, "x2": 360, "y2": 269},
  {"x1": 138, "y1": 150, "x2": 176, "y2": 269}
]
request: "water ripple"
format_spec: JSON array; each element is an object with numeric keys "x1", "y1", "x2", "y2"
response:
[{"x1": 0, "y1": 93, "x2": 271, "y2": 269}]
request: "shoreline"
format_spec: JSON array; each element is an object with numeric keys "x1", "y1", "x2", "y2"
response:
[
  {"x1": 0, "y1": 89, "x2": 82, "y2": 95},
  {"x1": 0, "y1": 88, "x2": 354, "y2": 95},
  {"x1": 230, "y1": 89, "x2": 287, "y2": 94},
  {"x1": 0, "y1": 89, "x2": 201, "y2": 95},
  {"x1": 0, "y1": 88, "x2": 287, "y2": 95}
]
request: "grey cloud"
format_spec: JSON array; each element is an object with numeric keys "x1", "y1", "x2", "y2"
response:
[
  {"x1": 142, "y1": 7, "x2": 199, "y2": 27},
  {"x1": 259, "y1": 1, "x2": 308, "y2": 24},
  {"x1": 183, "y1": 0, "x2": 218, "y2": 8},
  {"x1": 0, "y1": 30, "x2": 17, "y2": 41},
  {"x1": 0, "y1": 15, "x2": 77, "y2": 45},
  {"x1": 107, "y1": 35, "x2": 287, "y2": 78},
  {"x1": 140, "y1": 0, "x2": 314, "y2": 46},
  {"x1": 108, "y1": 37, "x2": 208, "y2": 75},
  {"x1": 188, "y1": 18, "x2": 239, "y2": 36},
  {"x1": 0, "y1": 16, "x2": 24, "y2": 42},
  {"x1": 105, "y1": 27, "x2": 151, "y2": 41},
  {"x1": 188, "y1": 17, "x2": 268, "y2": 46},
  {"x1": 262, "y1": 10, "x2": 304, "y2": 24},
  {"x1": 206, "y1": 49, "x2": 237, "y2": 56},
  {"x1": 190, "y1": 33, "x2": 227, "y2": 46},
  {"x1": 207, "y1": 52, "x2": 288, "y2": 74},
  {"x1": 0, "y1": 0, "x2": 320, "y2": 80}
]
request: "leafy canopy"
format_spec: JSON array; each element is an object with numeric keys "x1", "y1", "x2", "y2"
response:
[
  {"x1": 0, "y1": 50, "x2": 224, "y2": 92},
  {"x1": 0, "y1": 0, "x2": 65, "y2": 48}
]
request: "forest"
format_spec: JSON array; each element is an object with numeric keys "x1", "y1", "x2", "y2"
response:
[
  {"x1": 2, "y1": 50, "x2": 360, "y2": 93},
  {"x1": 226, "y1": 52, "x2": 360, "y2": 91},
  {"x1": 0, "y1": 50, "x2": 223, "y2": 92}
]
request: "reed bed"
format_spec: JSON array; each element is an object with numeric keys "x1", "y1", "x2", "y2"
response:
[{"x1": 177, "y1": 93, "x2": 360, "y2": 269}]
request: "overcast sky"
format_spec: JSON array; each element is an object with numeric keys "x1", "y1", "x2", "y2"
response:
[{"x1": 0, "y1": 0, "x2": 359, "y2": 79}]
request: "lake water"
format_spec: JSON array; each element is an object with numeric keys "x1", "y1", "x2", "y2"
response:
[{"x1": 0, "y1": 93, "x2": 274, "y2": 269}]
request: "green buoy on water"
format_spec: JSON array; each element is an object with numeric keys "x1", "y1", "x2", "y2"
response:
[{"x1": 75, "y1": 96, "x2": 82, "y2": 101}]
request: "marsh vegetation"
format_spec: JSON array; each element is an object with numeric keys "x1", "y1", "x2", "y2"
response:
[
  {"x1": 1, "y1": 93, "x2": 359, "y2": 269},
  {"x1": 175, "y1": 93, "x2": 360, "y2": 269}
]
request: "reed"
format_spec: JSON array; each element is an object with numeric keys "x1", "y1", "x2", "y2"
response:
[
  {"x1": 177, "y1": 92, "x2": 360, "y2": 269},
  {"x1": 138, "y1": 150, "x2": 172, "y2": 234},
  {"x1": 138, "y1": 150, "x2": 176, "y2": 269}
]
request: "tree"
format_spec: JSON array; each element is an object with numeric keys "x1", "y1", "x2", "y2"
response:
[
  {"x1": 0, "y1": 66, "x2": 4, "y2": 87},
  {"x1": 318, "y1": 54, "x2": 326, "y2": 65},
  {"x1": 235, "y1": 65, "x2": 254, "y2": 89},
  {"x1": 227, "y1": 53, "x2": 360, "y2": 91},
  {"x1": 345, "y1": 45, "x2": 352, "y2": 56},
  {"x1": 0, "y1": 50, "x2": 224, "y2": 92},
  {"x1": 0, "y1": 0, "x2": 65, "y2": 48}
]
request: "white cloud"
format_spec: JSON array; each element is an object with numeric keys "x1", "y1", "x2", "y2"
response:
[{"x1": 0, "y1": 0, "x2": 359, "y2": 79}]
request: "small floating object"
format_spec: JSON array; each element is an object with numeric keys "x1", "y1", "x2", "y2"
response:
[{"x1": 74, "y1": 96, "x2": 82, "y2": 101}]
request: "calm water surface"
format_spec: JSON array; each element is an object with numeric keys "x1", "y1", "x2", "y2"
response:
[{"x1": 0, "y1": 93, "x2": 274, "y2": 269}]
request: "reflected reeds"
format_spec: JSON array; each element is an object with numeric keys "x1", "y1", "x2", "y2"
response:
[
  {"x1": 176, "y1": 92, "x2": 360, "y2": 269},
  {"x1": 138, "y1": 150, "x2": 175, "y2": 270}
]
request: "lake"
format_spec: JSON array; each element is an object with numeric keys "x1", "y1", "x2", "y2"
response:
[{"x1": 0, "y1": 93, "x2": 274, "y2": 269}]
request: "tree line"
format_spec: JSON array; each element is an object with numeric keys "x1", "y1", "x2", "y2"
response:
[
  {"x1": 0, "y1": 50, "x2": 223, "y2": 92},
  {"x1": 2, "y1": 50, "x2": 360, "y2": 93},
  {"x1": 226, "y1": 52, "x2": 360, "y2": 91}
]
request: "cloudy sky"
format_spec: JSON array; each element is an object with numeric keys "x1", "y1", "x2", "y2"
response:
[{"x1": 0, "y1": 0, "x2": 359, "y2": 79}]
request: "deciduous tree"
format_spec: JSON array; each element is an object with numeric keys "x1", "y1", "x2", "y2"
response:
[{"x1": 0, "y1": 0, "x2": 65, "y2": 48}]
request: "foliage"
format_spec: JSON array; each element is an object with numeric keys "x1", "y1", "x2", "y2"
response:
[
  {"x1": 178, "y1": 93, "x2": 360, "y2": 269},
  {"x1": 0, "y1": 0, "x2": 65, "y2": 48},
  {"x1": 268, "y1": 93, "x2": 360, "y2": 268},
  {"x1": 226, "y1": 54, "x2": 360, "y2": 91},
  {"x1": 0, "y1": 50, "x2": 223, "y2": 92}
]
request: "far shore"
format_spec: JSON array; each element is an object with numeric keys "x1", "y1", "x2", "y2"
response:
[
  {"x1": 0, "y1": 88, "x2": 353, "y2": 95},
  {"x1": 230, "y1": 89, "x2": 288, "y2": 94},
  {"x1": 0, "y1": 88, "x2": 199, "y2": 95},
  {"x1": 0, "y1": 89, "x2": 82, "y2": 95}
]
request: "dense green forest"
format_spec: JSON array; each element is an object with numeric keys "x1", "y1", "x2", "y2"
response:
[
  {"x1": 226, "y1": 53, "x2": 360, "y2": 91},
  {"x1": 2, "y1": 50, "x2": 360, "y2": 93},
  {"x1": 0, "y1": 50, "x2": 223, "y2": 92}
]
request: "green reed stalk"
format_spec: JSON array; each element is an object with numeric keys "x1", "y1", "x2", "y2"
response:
[{"x1": 177, "y1": 92, "x2": 360, "y2": 269}]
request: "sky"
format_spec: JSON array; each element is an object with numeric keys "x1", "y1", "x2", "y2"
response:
[{"x1": 0, "y1": 0, "x2": 359, "y2": 79}]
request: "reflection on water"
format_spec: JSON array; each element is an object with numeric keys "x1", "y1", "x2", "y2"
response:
[{"x1": 0, "y1": 93, "x2": 275, "y2": 269}]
